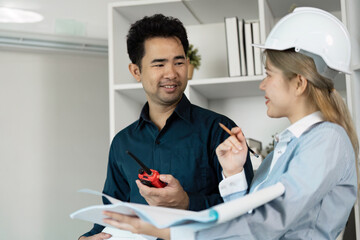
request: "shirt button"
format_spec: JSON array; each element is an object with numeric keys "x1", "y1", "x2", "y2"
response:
[{"x1": 278, "y1": 151, "x2": 282, "y2": 154}]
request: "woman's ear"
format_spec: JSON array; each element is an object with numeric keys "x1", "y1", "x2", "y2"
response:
[
  {"x1": 129, "y1": 63, "x2": 141, "y2": 82},
  {"x1": 295, "y1": 74, "x2": 308, "y2": 96}
]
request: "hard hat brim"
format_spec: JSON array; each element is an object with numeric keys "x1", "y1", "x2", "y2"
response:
[{"x1": 252, "y1": 43, "x2": 352, "y2": 74}]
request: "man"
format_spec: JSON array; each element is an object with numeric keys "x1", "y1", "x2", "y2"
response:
[{"x1": 80, "y1": 14, "x2": 253, "y2": 239}]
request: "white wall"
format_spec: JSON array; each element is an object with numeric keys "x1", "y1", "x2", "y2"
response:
[
  {"x1": 210, "y1": 96, "x2": 290, "y2": 149},
  {"x1": 0, "y1": 48, "x2": 109, "y2": 240}
]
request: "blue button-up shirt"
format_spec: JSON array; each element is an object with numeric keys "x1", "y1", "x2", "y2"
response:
[
  {"x1": 83, "y1": 95, "x2": 254, "y2": 237},
  {"x1": 196, "y1": 112, "x2": 357, "y2": 240}
]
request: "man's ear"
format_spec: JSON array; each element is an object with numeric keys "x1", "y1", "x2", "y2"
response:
[
  {"x1": 129, "y1": 63, "x2": 141, "y2": 82},
  {"x1": 295, "y1": 74, "x2": 308, "y2": 96}
]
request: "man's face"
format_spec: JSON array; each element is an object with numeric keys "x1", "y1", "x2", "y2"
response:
[{"x1": 130, "y1": 37, "x2": 188, "y2": 107}]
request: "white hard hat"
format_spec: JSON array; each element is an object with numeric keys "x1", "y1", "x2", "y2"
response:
[{"x1": 254, "y1": 7, "x2": 351, "y2": 75}]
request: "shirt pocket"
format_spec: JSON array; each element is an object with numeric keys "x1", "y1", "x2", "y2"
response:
[{"x1": 169, "y1": 146, "x2": 212, "y2": 193}]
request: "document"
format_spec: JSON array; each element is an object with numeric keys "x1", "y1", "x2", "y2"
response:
[{"x1": 70, "y1": 182, "x2": 285, "y2": 230}]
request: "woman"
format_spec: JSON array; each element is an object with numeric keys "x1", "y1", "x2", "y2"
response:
[{"x1": 103, "y1": 7, "x2": 358, "y2": 240}]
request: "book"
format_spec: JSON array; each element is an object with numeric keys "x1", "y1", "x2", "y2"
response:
[
  {"x1": 225, "y1": 17, "x2": 241, "y2": 77},
  {"x1": 244, "y1": 21, "x2": 254, "y2": 76},
  {"x1": 252, "y1": 20, "x2": 263, "y2": 75},
  {"x1": 238, "y1": 19, "x2": 247, "y2": 76},
  {"x1": 70, "y1": 183, "x2": 285, "y2": 232}
]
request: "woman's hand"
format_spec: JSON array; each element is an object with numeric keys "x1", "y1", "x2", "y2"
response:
[
  {"x1": 216, "y1": 127, "x2": 248, "y2": 178},
  {"x1": 103, "y1": 211, "x2": 170, "y2": 240}
]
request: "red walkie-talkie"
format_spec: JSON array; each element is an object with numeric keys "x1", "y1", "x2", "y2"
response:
[{"x1": 126, "y1": 150, "x2": 167, "y2": 188}]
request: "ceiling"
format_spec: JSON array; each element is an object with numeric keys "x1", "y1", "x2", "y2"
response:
[
  {"x1": 0, "y1": 0, "x2": 342, "y2": 42},
  {"x1": 0, "y1": 0, "x2": 258, "y2": 40},
  {"x1": 0, "y1": 0, "x2": 120, "y2": 40}
]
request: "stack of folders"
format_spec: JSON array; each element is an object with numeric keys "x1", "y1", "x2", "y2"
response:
[{"x1": 225, "y1": 17, "x2": 263, "y2": 77}]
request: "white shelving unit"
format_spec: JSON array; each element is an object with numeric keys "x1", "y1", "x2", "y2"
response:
[
  {"x1": 108, "y1": 0, "x2": 359, "y2": 237},
  {"x1": 107, "y1": 0, "x2": 265, "y2": 139}
]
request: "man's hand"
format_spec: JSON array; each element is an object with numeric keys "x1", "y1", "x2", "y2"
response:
[
  {"x1": 78, "y1": 233, "x2": 111, "y2": 240},
  {"x1": 136, "y1": 174, "x2": 189, "y2": 209}
]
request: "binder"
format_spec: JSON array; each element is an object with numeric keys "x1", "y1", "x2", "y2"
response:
[
  {"x1": 244, "y1": 21, "x2": 255, "y2": 76},
  {"x1": 252, "y1": 20, "x2": 263, "y2": 75},
  {"x1": 238, "y1": 19, "x2": 247, "y2": 76},
  {"x1": 225, "y1": 17, "x2": 241, "y2": 77}
]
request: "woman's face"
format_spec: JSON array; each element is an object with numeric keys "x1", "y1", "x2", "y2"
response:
[{"x1": 259, "y1": 59, "x2": 298, "y2": 120}]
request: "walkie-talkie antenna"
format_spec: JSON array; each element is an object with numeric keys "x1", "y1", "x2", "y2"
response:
[{"x1": 126, "y1": 151, "x2": 152, "y2": 175}]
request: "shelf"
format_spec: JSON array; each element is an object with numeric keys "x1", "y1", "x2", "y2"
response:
[
  {"x1": 352, "y1": 63, "x2": 360, "y2": 71},
  {"x1": 114, "y1": 75, "x2": 266, "y2": 104},
  {"x1": 189, "y1": 75, "x2": 265, "y2": 99},
  {"x1": 114, "y1": 83, "x2": 146, "y2": 104},
  {"x1": 113, "y1": 71, "x2": 347, "y2": 104}
]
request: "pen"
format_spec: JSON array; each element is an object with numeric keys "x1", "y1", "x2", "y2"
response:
[{"x1": 219, "y1": 123, "x2": 259, "y2": 158}]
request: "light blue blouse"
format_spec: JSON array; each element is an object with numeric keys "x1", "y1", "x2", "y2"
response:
[{"x1": 196, "y1": 115, "x2": 357, "y2": 239}]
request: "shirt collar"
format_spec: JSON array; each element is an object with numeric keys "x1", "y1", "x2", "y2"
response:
[
  {"x1": 173, "y1": 94, "x2": 191, "y2": 123},
  {"x1": 136, "y1": 102, "x2": 150, "y2": 129},
  {"x1": 287, "y1": 111, "x2": 324, "y2": 138},
  {"x1": 136, "y1": 94, "x2": 191, "y2": 129}
]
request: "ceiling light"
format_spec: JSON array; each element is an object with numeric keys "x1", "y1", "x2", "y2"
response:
[{"x1": 0, "y1": 7, "x2": 43, "y2": 23}]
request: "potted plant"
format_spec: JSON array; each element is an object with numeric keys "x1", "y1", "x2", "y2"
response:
[{"x1": 187, "y1": 44, "x2": 201, "y2": 80}]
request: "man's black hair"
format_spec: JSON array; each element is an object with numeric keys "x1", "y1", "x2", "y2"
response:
[{"x1": 126, "y1": 14, "x2": 189, "y2": 69}]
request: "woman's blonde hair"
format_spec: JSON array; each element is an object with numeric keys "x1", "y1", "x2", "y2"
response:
[{"x1": 265, "y1": 49, "x2": 359, "y2": 187}]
